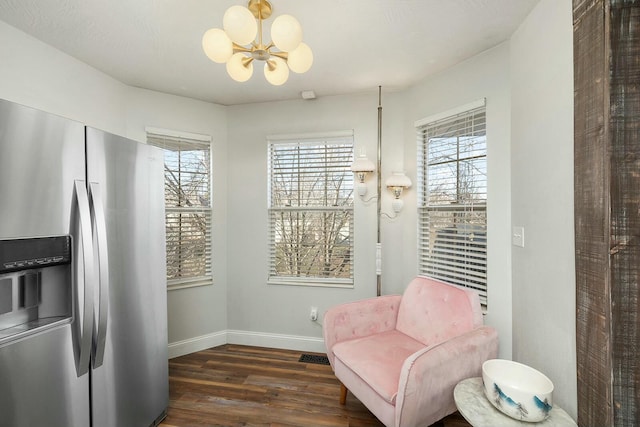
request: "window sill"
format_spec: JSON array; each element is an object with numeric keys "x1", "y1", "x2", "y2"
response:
[
  {"x1": 168, "y1": 279, "x2": 213, "y2": 291},
  {"x1": 268, "y1": 278, "x2": 354, "y2": 289}
]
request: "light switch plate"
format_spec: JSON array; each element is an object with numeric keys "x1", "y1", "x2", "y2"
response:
[{"x1": 512, "y1": 226, "x2": 525, "y2": 247}]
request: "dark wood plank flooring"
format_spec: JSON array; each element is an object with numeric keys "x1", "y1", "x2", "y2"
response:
[{"x1": 160, "y1": 344, "x2": 471, "y2": 427}]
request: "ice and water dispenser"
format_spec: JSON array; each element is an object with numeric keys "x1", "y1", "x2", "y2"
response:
[{"x1": 0, "y1": 236, "x2": 72, "y2": 343}]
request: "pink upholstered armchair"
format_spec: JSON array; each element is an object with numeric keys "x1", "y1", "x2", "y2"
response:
[{"x1": 323, "y1": 277, "x2": 498, "y2": 427}]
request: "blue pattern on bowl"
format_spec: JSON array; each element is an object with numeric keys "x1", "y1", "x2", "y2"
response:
[{"x1": 491, "y1": 382, "x2": 552, "y2": 421}]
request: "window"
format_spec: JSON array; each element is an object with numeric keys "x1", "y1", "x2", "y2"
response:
[
  {"x1": 416, "y1": 100, "x2": 487, "y2": 304},
  {"x1": 268, "y1": 131, "x2": 354, "y2": 287},
  {"x1": 146, "y1": 127, "x2": 213, "y2": 290}
]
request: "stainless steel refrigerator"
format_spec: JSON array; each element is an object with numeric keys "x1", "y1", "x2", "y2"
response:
[{"x1": 0, "y1": 98, "x2": 169, "y2": 427}]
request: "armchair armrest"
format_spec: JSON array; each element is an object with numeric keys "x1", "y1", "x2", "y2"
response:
[
  {"x1": 395, "y1": 326, "x2": 499, "y2": 427},
  {"x1": 323, "y1": 295, "x2": 402, "y2": 367}
]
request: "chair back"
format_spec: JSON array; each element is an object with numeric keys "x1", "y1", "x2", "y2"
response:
[{"x1": 395, "y1": 277, "x2": 481, "y2": 346}]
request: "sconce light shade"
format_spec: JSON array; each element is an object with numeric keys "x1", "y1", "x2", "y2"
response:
[
  {"x1": 351, "y1": 155, "x2": 375, "y2": 173},
  {"x1": 351, "y1": 154, "x2": 375, "y2": 197},
  {"x1": 385, "y1": 171, "x2": 412, "y2": 190},
  {"x1": 386, "y1": 171, "x2": 412, "y2": 212}
]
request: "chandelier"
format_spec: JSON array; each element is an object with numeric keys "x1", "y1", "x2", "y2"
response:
[{"x1": 202, "y1": 0, "x2": 313, "y2": 85}]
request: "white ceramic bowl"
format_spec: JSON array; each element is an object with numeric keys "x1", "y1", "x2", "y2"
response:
[{"x1": 482, "y1": 359, "x2": 554, "y2": 422}]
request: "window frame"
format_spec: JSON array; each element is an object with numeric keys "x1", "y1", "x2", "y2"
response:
[
  {"x1": 416, "y1": 100, "x2": 488, "y2": 305},
  {"x1": 267, "y1": 131, "x2": 355, "y2": 288},
  {"x1": 146, "y1": 127, "x2": 213, "y2": 291}
]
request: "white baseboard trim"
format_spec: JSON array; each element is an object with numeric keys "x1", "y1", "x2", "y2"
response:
[
  {"x1": 227, "y1": 329, "x2": 326, "y2": 353},
  {"x1": 168, "y1": 330, "x2": 227, "y2": 359},
  {"x1": 168, "y1": 329, "x2": 326, "y2": 358}
]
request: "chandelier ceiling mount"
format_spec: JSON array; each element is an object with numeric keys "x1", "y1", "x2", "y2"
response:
[{"x1": 247, "y1": 0, "x2": 272, "y2": 20}]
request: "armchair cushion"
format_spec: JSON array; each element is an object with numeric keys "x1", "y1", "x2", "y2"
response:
[{"x1": 332, "y1": 330, "x2": 424, "y2": 405}]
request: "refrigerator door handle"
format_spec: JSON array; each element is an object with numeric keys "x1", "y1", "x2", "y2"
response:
[
  {"x1": 89, "y1": 182, "x2": 109, "y2": 367},
  {"x1": 73, "y1": 180, "x2": 95, "y2": 376}
]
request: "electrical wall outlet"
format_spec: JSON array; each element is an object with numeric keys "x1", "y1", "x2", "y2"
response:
[
  {"x1": 512, "y1": 226, "x2": 525, "y2": 247},
  {"x1": 309, "y1": 306, "x2": 318, "y2": 321}
]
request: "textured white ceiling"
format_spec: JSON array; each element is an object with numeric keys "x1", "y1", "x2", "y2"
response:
[{"x1": 0, "y1": 0, "x2": 539, "y2": 106}]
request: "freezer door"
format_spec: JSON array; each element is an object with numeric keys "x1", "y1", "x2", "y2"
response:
[
  {"x1": 0, "y1": 99, "x2": 90, "y2": 427},
  {"x1": 86, "y1": 128, "x2": 168, "y2": 427}
]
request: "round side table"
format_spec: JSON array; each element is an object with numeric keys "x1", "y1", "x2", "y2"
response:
[{"x1": 454, "y1": 377, "x2": 576, "y2": 427}]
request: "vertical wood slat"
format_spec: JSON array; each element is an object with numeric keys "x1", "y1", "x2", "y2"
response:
[
  {"x1": 574, "y1": 1, "x2": 640, "y2": 426},
  {"x1": 609, "y1": 2, "x2": 640, "y2": 426},
  {"x1": 574, "y1": 1, "x2": 612, "y2": 425}
]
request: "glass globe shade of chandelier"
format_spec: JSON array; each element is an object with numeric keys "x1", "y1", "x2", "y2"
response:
[{"x1": 202, "y1": 0, "x2": 313, "y2": 85}]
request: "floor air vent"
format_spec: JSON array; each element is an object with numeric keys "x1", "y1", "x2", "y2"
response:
[{"x1": 298, "y1": 354, "x2": 330, "y2": 365}]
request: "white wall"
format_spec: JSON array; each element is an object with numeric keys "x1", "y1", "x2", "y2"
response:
[
  {"x1": 226, "y1": 93, "x2": 383, "y2": 351},
  {"x1": 510, "y1": 0, "x2": 576, "y2": 419},
  {"x1": 0, "y1": 20, "x2": 230, "y2": 356}
]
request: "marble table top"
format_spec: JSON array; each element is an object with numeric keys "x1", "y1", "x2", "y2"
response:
[{"x1": 454, "y1": 377, "x2": 577, "y2": 427}]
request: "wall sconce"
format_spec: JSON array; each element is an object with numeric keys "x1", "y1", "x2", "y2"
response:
[
  {"x1": 386, "y1": 171, "x2": 412, "y2": 212},
  {"x1": 351, "y1": 154, "x2": 375, "y2": 196}
]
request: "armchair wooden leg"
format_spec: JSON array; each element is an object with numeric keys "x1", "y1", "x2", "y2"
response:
[{"x1": 339, "y1": 383, "x2": 348, "y2": 405}]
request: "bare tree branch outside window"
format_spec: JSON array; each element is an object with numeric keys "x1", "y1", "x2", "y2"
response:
[
  {"x1": 147, "y1": 133, "x2": 212, "y2": 288},
  {"x1": 268, "y1": 138, "x2": 354, "y2": 286}
]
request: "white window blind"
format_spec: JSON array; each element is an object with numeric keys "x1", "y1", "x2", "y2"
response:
[
  {"x1": 146, "y1": 128, "x2": 213, "y2": 289},
  {"x1": 268, "y1": 133, "x2": 354, "y2": 287},
  {"x1": 417, "y1": 103, "x2": 488, "y2": 304}
]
